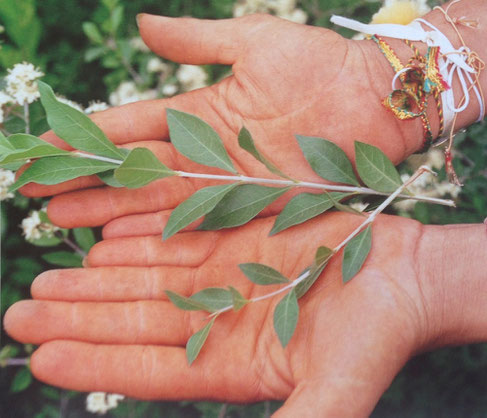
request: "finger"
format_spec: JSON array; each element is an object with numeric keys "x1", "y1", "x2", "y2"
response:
[
  {"x1": 86, "y1": 233, "x2": 218, "y2": 267},
  {"x1": 31, "y1": 266, "x2": 194, "y2": 302},
  {"x1": 4, "y1": 299, "x2": 194, "y2": 345},
  {"x1": 138, "y1": 14, "x2": 268, "y2": 65},
  {"x1": 31, "y1": 340, "x2": 263, "y2": 401},
  {"x1": 102, "y1": 209, "x2": 201, "y2": 239}
]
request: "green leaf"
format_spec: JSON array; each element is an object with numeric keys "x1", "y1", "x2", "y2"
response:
[
  {"x1": 73, "y1": 228, "x2": 96, "y2": 252},
  {"x1": 42, "y1": 251, "x2": 83, "y2": 267},
  {"x1": 295, "y1": 263, "x2": 328, "y2": 299},
  {"x1": 228, "y1": 286, "x2": 249, "y2": 311},
  {"x1": 163, "y1": 184, "x2": 238, "y2": 240},
  {"x1": 342, "y1": 225, "x2": 372, "y2": 283},
  {"x1": 313, "y1": 246, "x2": 334, "y2": 267},
  {"x1": 38, "y1": 81, "x2": 125, "y2": 160},
  {"x1": 10, "y1": 156, "x2": 117, "y2": 192},
  {"x1": 82, "y1": 22, "x2": 104, "y2": 44},
  {"x1": 238, "y1": 127, "x2": 292, "y2": 180},
  {"x1": 323, "y1": 190, "x2": 365, "y2": 217},
  {"x1": 186, "y1": 318, "x2": 215, "y2": 365},
  {"x1": 270, "y1": 192, "x2": 350, "y2": 235},
  {"x1": 0, "y1": 134, "x2": 69, "y2": 165},
  {"x1": 10, "y1": 368, "x2": 32, "y2": 393},
  {"x1": 165, "y1": 290, "x2": 212, "y2": 312},
  {"x1": 273, "y1": 289, "x2": 299, "y2": 348},
  {"x1": 97, "y1": 170, "x2": 125, "y2": 188},
  {"x1": 166, "y1": 109, "x2": 237, "y2": 174},
  {"x1": 191, "y1": 288, "x2": 233, "y2": 312},
  {"x1": 239, "y1": 263, "x2": 289, "y2": 285},
  {"x1": 199, "y1": 184, "x2": 289, "y2": 230},
  {"x1": 110, "y1": 5, "x2": 124, "y2": 32},
  {"x1": 355, "y1": 141, "x2": 402, "y2": 193},
  {"x1": 114, "y1": 148, "x2": 175, "y2": 188},
  {"x1": 0, "y1": 145, "x2": 69, "y2": 165},
  {"x1": 296, "y1": 136, "x2": 359, "y2": 185}
]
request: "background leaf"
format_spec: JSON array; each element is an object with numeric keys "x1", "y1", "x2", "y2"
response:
[
  {"x1": 42, "y1": 251, "x2": 83, "y2": 267},
  {"x1": 38, "y1": 81, "x2": 125, "y2": 160},
  {"x1": 191, "y1": 288, "x2": 233, "y2": 311},
  {"x1": 273, "y1": 289, "x2": 299, "y2": 348},
  {"x1": 114, "y1": 148, "x2": 175, "y2": 188},
  {"x1": 186, "y1": 318, "x2": 216, "y2": 365},
  {"x1": 165, "y1": 290, "x2": 212, "y2": 312},
  {"x1": 163, "y1": 184, "x2": 237, "y2": 240},
  {"x1": 10, "y1": 156, "x2": 117, "y2": 191},
  {"x1": 270, "y1": 192, "x2": 350, "y2": 235},
  {"x1": 342, "y1": 225, "x2": 372, "y2": 283},
  {"x1": 296, "y1": 136, "x2": 359, "y2": 185},
  {"x1": 355, "y1": 141, "x2": 402, "y2": 192},
  {"x1": 10, "y1": 368, "x2": 32, "y2": 393},
  {"x1": 166, "y1": 109, "x2": 237, "y2": 174},
  {"x1": 199, "y1": 184, "x2": 289, "y2": 230},
  {"x1": 238, "y1": 127, "x2": 292, "y2": 180},
  {"x1": 239, "y1": 263, "x2": 289, "y2": 285},
  {"x1": 73, "y1": 228, "x2": 96, "y2": 252}
]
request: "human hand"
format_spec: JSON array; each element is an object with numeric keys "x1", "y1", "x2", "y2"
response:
[
  {"x1": 21, "y1": 13, "x2": 425, "y2": 230},
  {"x1": 5, "y1": 213, "x2": 447, "y2": 417}
]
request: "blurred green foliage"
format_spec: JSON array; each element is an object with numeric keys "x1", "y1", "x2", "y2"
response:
[{"x1": 1, "y1": 0, "x2": 486, "y2": 416}]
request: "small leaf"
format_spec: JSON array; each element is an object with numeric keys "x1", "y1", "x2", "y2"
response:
[
  {"x1": 239, "y1": 263, "x2": 289, "y2": 285},
  {"x1": 166, "y1": 109, "x2": 237, "y2": 174},
  {"x1": 0, "y1": 145, "x2": 69, "y2": 165},
  {"x1": 82, "y1": 22, "x2": 104, "y2": 44},
  {"x1": 191, "y1": 288, "x2": 233, "y2": 312},
  {"x1": 296, "y1": 136, "x2": 359, "y2": 185},
  {"x1": 273, "y1": 289, "x2": 299, "y2": 348},
  {"x1": 355, "y1": 141, "x2": 402, "y2": 193},
  {"x1": 342, "y1": 225, "x2": 372, "y2": 283},
  {"x1": 238, "y1": 127, "x2": 292, "y2": 180},
  {"x1": 228, "y1": 286, "x2": 249, "y2": 311},
  {"x1": 186, "y1": 318, "x2": 216, "y2": 365},
  {"x1": 165, "y1": 290, "x2": 212, "y2": 312},
  {"x1": 114, "y1": 148, "x2": 175, "y2": 188},
  {"x1": 270, "y1": 192, "x2": 350, "y2": 235},
  {"x1": 42, "y1": 251, "x2": 83, "y2": 267},
  {"x1": 323, "y1": 190, "x2": 365, "y2": 216},
  {"x1": 295, "y1": 263, "x2": 328, "y2": 299},
  {"x1": 10, "y1": 368, "x2": 32, "y2": 393},
  {"x1": 73, "y1": 228, "x2": 96, "y2": 252},
  {"x1": 199, "y1": 184, "x2": 289, "y2": 230},
  {"x1": 97, "y1": 170, "x2": 125, "y2": 188},
  {"x1": 10, "y1": 156, "x2": 117, "y2": 191},
  {"x1": 163, "y1": 184, "x2": 238, "y2": 240},
  {"x1": 38, "y1": 81, "x2": 125, "y2": 160},
  {"x1": 313, "y1": 246, "x2": 334, "y2": 268}
]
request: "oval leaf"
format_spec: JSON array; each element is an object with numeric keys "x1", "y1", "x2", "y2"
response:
[
  {"x1": 296, "y1": 136, "x2": 359, "y2": 185},
  {"x1": 270, "y1": 192, "x2": 350, "y2": 236},
  {"x1": 10, "y1": 156, "x2": 117, "y2": 191},
  {"x1": 191, "y1": 288, "x2": 233, "y2": 311},
  {"x1": 273, "y1": 289, "x2": 299, "y2": 348},
  {"x1": 165, "y1": 290, "x2": 212, "y2": 312},
  {"x1": 238, "y1": 127, "x2": 292, "y2": 180},
  {"x1": 73, "y1": 228, "x2": 96, "y2": 252},
  {"x1": 239, "y1": 263, "x2": 289, "y2": 285},
  {"x1": 167, "y1": 109, "x2": 236, "y2": 173},
  {"x1": 199, "y1": 184, "x2": 289, "y2": 230},
  {"x1": 342, "y1": 225, "x2": 372, "y2": 283},
  {"x1": 114, "y1": 148, "x2": 175, "y2": 188},
  {"x1": 163, "y1": 183, "x2": 238, "y2": 240},
  {"x1": 295, "y1": 263, "x2": 328, "y2": 299},
  {"x1": 228, "y1": 286, "x2": 249, "y2": 311},
  {"x1": 186, "y1": 318, "x2": 215, "y2": 365},
  {"x1": 42, "y1": 251, "x2": 83, "y2": 267},
  {"x1": 0, "y1": 144, "x2": 69, "y2": 165},
  {"x1": 10, "y1": 368, "x2": 32, "y2": 393},
  {"x1": 38, "y1": 81, "x2": 125, "y2": 160},
  {"x1": 355, "y1": 141, "x2": 402, "y2": 192},
  {"x1": 314, "y1": 246, "x2": 334, "y2": 268}
]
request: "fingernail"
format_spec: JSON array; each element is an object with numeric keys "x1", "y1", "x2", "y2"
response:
[{"x1": 136, "y1": 13, "x2": 146, "y2": 27}]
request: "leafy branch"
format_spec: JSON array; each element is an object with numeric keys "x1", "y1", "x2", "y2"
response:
[{"x1": 0, "y1": 82, "x2": 455, "y2": 364}]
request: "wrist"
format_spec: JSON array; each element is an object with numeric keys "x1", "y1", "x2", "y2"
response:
[{"x1": 416, "y1": 223, "x2": 487, "y2": 350}]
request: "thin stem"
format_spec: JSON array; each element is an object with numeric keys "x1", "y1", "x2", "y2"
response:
[
  {"x1": 217, "y1": 403, "x2": 228, "y2": 418},
  {"x1": 72, "y1": 151, "x2": 123, "y2": 165},
  {"x1": 3, "y1": 358, "x2": 29, "y2": 366},
  {"x1": 63, "y1": 236, "x2": 87, "y2": 258},
  {"x1": 23, "y1": 102, "x2": 30, "y2": 135}
]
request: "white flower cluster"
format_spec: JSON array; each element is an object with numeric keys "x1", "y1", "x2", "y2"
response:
[
  {"x1": 56, "y1": 96, "x2": 84, "y2": 112},
  {"x1": 176, "y1": 65, "x2": 208, "y2": 92},
  {"x1": 109, "y1": 81, "x2": 158, "y2": 106},
  {"x1": 21, "y1": 209, "x2": 59, "y2": 241},
  {"x1": 86, "y1": 392, "x2": 124, "y2": 415},
  {"x1": 85, "y1": 101, "x2": 109, "y2": 114},
  {"x1": 233, "y1": 0, "x2": 308, "y2": 24},
  {"x1": 129, "y1": 36, "x2": 150, "y2": 53},
  {"x1": 371, "y1": 0, "x2": 430, "y2": 25},
  {"x1": 0, "y1": 169, "x2": 15, "y2": 201},
  {"x1": 5, "y1": 62, "x2": 44, "y2": 106}
]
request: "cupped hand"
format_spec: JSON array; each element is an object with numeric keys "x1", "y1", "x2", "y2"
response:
[
  {"x1": 4, "y1": 213, "x2": 433, "y2": 417},
  {"x1": 22, "y1": 13, "x2": 423, "y2": 230}
]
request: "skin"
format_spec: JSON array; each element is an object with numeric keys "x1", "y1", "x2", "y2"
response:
[{"x1": 4, "y1": 1, "x2": 487, "y2": 416}]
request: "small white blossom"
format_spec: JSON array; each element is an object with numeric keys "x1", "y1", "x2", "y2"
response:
[
  {"x1": 425, "y1": 148, "x2": 445, "y2": 171},
  {"x1": 86, "y1": 392, "x2": 124, "y2": 415},
  {"x1": 372, "y1": 0, "x2": 430, "y2": 25},
  {"x1": 147, "y1": 57, "x2": 168, "y2": 74},
  {"x1": 162, "y1": 83, "x2": 178, "y2": 96},
  {"x1": 281, "y1": 8, "x2": 308, "y2": 24},
  {"x1": 56, "y1": 96, "x2": 84, "y2": 112},
  {"x1": 176, "y1": 65, "x2": 208, "y2": 91},
  {"x1": 129, "y1": 36, "x2": 150, "y2": 53},
  {"x1": 5, "y1": 62, "x2": 44, "y2": 105},
  {"x1": 0, "y1": 169, "x2": 15, "y2": 201},
  {"x1": 233, "y1": 0, "x2": 307, "y2": 22},
  {"x1": 109, "y1": 81, "x2": 158, "y2": 106},
  {"x1": 85, "y1": 101, "x2": 109, "y2": 114},
  {"x1": 349, "y1": 201, "x2": 369, "y2": 213},
  {"x1": 21, "y1": 209, "x2": 59, "y2": 241}
]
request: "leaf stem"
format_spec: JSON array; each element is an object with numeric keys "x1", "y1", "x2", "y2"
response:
[
  {"x1": 23, "y1": 102, "x2": 30, "y2": 135},
  {"x1": 72, "y1": 151, "x2": 123, "y2": 165},
  {"x1": 2, "y1": 358, "x2": 30, "y2": 367}
]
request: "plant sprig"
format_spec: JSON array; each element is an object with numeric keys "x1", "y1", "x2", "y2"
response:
[{"x1": 0, "y1": 82, "x2": 455, "y2": 364}]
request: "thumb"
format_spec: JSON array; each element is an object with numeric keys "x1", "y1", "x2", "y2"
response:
[{"x1": 136, "y1": 13, "x2": 271, "y2": 65}]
